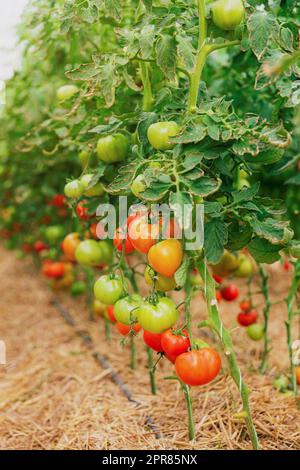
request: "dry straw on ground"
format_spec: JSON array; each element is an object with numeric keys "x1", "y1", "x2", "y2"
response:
[{"x1": 0, "y1": 247, "x2": 299, "y2": 450}]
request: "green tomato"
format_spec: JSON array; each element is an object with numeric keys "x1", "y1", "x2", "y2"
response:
[
  {"x1": 75, "y1": 240, "x2": 104, "y2": 266},
  {"x1": 45, "y1": 225, "x2": 65, "y2": 243},
  {"x1": 57, "y1": 85, "x2": 79, "y2": 101},
  {"x1": 234, "y1": 254, "x2": 253, "y2": 278},
  {"x1": 94, "y1": 275, "x2": 124, "y2": 305},
  {"x1": 79, "y1": 150, "x2": 90, "y2": 168},
  {"x1": 273, "y1": 375, "x2": 289, "y2": 392},
  {"x1": 149, "y1": 162, "x2": 162, "y2": 170},
  {"x1": 290, "y1": 242, "x2": 300, "y2": 259},
  {"x1": 71, "y1": 281, "x2": 87, "y2": 297},
  {"x1": 136, "y1": 297, "x2": 178, "y2": 334},
  {"x1": 144, "y1": 266, "x2": 176, "y2": 292},
  {"x1": 131, "y1": 175, "x2": 147, "y2": 199},
  {"x1": 236, "y1": 178, "x2": 250, "y2": 190},
  {"x1": 114, "y1": 294, "x2": 143, "y2": 325},
  {"x1": 80, "y1": 174, "x2": 105, "y2": 197},
  {"x1": 98, "y1": 240, "x2": 114, "y2": 264},
  {"x1": 64, "y1": 180, "x2": 84, "y2": 199},
  {"x1": 212, "y1": 0, "x2": 245, "y2": 31},
  {"x1": 246, "y1": 323, "x2": 264, "y2": 341},
  {"x1": 147, "y1": 121, "x2": 180, "y2": 150},
  {"x1": 97, "y1": 134, "x2": 129, "y2": 163}
]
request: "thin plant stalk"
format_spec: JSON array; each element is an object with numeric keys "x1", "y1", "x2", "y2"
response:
[
  {"x1": 181, "y1": 382, "x2": 195, "y2": 440},
  {"x1": 147, "y1": 347, "x2": 157, "y2": 395},
  {"x1": 130, "y1": 335, "x2": 137, "y2": 370},
  {"x1": 258, "y1": 265, "x2": 271, "y2": 373}
]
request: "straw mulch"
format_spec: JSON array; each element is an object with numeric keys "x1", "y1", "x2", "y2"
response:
[{"x1": 0, "y1": 247, "x2": 299, "y2": 450}]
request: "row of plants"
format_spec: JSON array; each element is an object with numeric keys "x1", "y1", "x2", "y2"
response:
[{"x1": 1, "y1": 0, "x2": 300, "y2": 448}]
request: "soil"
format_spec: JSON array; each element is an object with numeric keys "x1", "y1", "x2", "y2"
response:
[{"x1": 0, "y1": 247, "x2": 299, "y2": 450}]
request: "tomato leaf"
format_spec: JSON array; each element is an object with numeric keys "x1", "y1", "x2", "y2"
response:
[
  {"x1": 156, "y1": 35, "x2": 177, "y2": 83},
  {"x1": 174, "y1": 256, "x2": 189, "y2": 289},
  {"x1": 248, "y1": 238, "x2": 283, "y2": 264},
  {"x1": 204, "y1": 219, "x2": 228, "y2": 264}
]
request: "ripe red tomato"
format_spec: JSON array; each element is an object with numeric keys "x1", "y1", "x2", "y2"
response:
[
  {"x1": 116, "y1": 322, "x2": 141, "y2": 336},
  {"x1": 161, "y1": 328, "x2": 190, "y2": 363},
  {"x1": 76, "y1": 200, "x2": 90, "y2": 220},
  {"x1": 49, "y1": 194, "x2": 66, "y2": 207},
  {"x1": 42, "y1": 261, "x2": 65, "y2": 279},
  {"x1": 34, "y1": 240, "x2": 48, "y2": 253},
  {"x1": 221, "y1": 284, "x2": 239, "y2": 301},
  {"x1": 143, "y1": 330, "x2": 164, "y2": 353},
  {"x1": 237, "y1": 309, "x2": 258, "y2": 327},
  {"x1": 148, "y1": 239, "x2": 183, "y2": 278},
  {"x1": 175, "y1": 348, "x2": 221, "y2": 386},
  {"x1": 128, "y1": 215, "x2": 159, "y2": 254},
  {"x1": 213, "y1": 274, "x2": 223, "y2": 284},
  {"x1": 113, "y1": 227, "x2": 135, "y2": 254},
  {"x1": 240, "y1": 299, "x2": 251, "y2": 312},
  {"x1": 106, "y1": 305, "x2": 117, "y2": 323}
]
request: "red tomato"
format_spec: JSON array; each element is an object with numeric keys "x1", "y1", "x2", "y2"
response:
[
  {"x1": 76, "y1": 200, "x2": 89, "y2": 221},
  {"x1": 49, "y1": 194, "x2": 66, "y2": 207},
  {"x1": 295, "y1": 366, "x2": 300, "y2": 386},
  {"x1": 22, "y1": 243, "x2": 33, "y2": 253},
  {"x1": 237, "y1": 309, "x2": 258, "y2": 327},
  {"x1": 113, "y1": 227, "x2": 135, "y2": 254},
  {"x1": 221, "y1": 284, "x2": 239, "y2": 301},
  {"x1": 40, "y1": 215, "x2": 52, "y2": 225},
  {"x1": 0, "y1": 229, "x2": 11, "y2": 239},
  {"x1": 128, "y1": 215, "x2": 159, "y2": 254},
  {"x1": 116, "y1": 322, "x2": 141, "y2": 336},
  {"x1": 213, "y1": 274, "x2": 223, "y2": 284},
  {"x1": 143, "y1": 330, "x2": 164, "y2": 352},
  {"x1": 34, "y1": 240, "x2": 48, "y2": 253},
  {"x1": 42, "y1": 261, "x2": 65, "y2": 279},
  {"x1": 283, "y1": 260, "x2": 292, "y2": 272},
  {"x1": 107, "y1": 305, "x2": 117, "y2": 323},
  {"x1": 12, "y1": 222, "x2": 22, "y2": 233},
  {"x1": 240, "y1": 299, "x2": 251, "y2": 312},
  {"x1": 161, "y1": 328, "x2": 190, "y2": 363},
  {"x1": 175, "y1": 348, "x2": 221, "y2": 386}
]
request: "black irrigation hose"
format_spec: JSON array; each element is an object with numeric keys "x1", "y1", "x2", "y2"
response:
[{"x1": 51, "y1": 298, "x2": 162, "y2": 440}]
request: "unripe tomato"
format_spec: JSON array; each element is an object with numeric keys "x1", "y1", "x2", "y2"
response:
[
  {"x1": 76, "y1": 200, "x2": 90, "y2": 221},
  {"x1": 137, "y1": 297, "x2": 178, "y2": 334},
  {"x1": 94, "y1": 299, "x2": 106, "y2": 317},
  {"x1": 97, "y1": 134, "x2": 129, "y2": 163},
  {"x1": 221, "y1": 284, "x2": 239, "y2": 301},
  {"x1": 70, "y1": 281, "x2": 86, "y2": 297},
  {"x1": 64, "y1": 180, "x2": 84, "y2": 199},
  {"x1": 79, "y1": 150, "x2": 90, "y2": 168},
  {"x1": 147, "y1": 121, "x2": 180, "y2": 150},
  {"x1": 62, "y1": 232, "x2": 80, "y2": 262},
  {"x1": 57, "y1": 84, "x2": 79, "y2": 101},
  {"x1": 234, "y1": 254, "x2": 253, "y2": 278},
  {"x1": 144, "y1": 266, "x2": 176, "y2": 292},
  {"x1": 295, "y1": 367, "x2": 300, "y2": 386},
  {"x1": 116, "y1": 322, "x2": 142, "y2": 336},
  {"x1": 34, "y1": 240, "x2": 48, "y2": 253},
  {"x1": 148, "y1": 239, "x2": 183, "y2": 278},
  {"x1": 45, "y1": 225, "x2": 64, "y2": 243},
  {"x1": 240, "y1": 299, "x2": 251, "y2": 312},
  {"x1": 212, "y1": 0, "x2": 245, "y2": 31},
  {"x1": 189, "y1": 270, "x2": 203, "y2": 287},
  {"x1": 80, "y1": 174, "x2": 105, "y2": 197},
  {"x1": 113, "y1": 227, "x2": 135, "y2": 254},
  {"x1": 175, "y1": 348, "x2": 221, "y2": 386},
  {"x1": 128, "y1": 215, "x2": 159, "y2": 254},
  {"x1": 246, "y1": 323, "x2": 264, "y2": 341},
  {"x1": 94, "y1": 275, "x2": 124, "y2": 305},
  {"x1": 143, "y1": 330, "x2": 164, "y2": 352},
  {"x1": 114, "y1": 294, "x2": 143, "y2": 325},
  {"x1": 98, "y1": 240, "x2": 113, "y2": 264},
  {"x1": 212, "y1": 250, "x2": 239, "y2": 277},
  {"x1": 75, "y1": 240, "x2": 104, "y2": 266},
  {"x1": 161, "y1": 328, "x2": 190, "y2": 363},
  {"x1": 237, "y1": 309, "x2": 258, "y2": 327},
  {"x1": 131, "y1": 174, "x2": 147, "y2": 199},
  {"x1": 107, "y1": 305, "x2": 117, "y2": 323}
]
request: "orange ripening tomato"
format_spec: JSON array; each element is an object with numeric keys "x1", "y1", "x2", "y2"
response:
[
  {"x1": 62, "y1": 233, "x2": 80, "y2": 262},
  {"x1": 148, "y1": 239, "x2": 183, "y2": 278},
  {"x1": 116, "y1": 322, "x2": 142, "y2": 336},
  {"x1": 42, "y1": 261, "x2": 65, "y2": 279},
  {"x1": 113, "y1": 227, "x2": 135, "y2": 254},
  {"x1": 239, "y1": 299, "x2": 251, "y2": 312},
  {"x1": 175, "y1": 348, "x2": 221, "y2": 386},
  {"x1": 128, "y1": 215, "x2": 160, "y2": 254},
  {"x1": 295, "y1": 367, "x2": 300, "y2": 385}
]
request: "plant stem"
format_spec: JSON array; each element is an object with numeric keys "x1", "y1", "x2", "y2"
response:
[
  {"x1": 104, "y1": 315, "x2": 112, "y2": 342},
  {"x1": 258, "y1": 265, "x2": 271, "y2": 374},
  {"x1": 285, "y1": 260, "x2": 300, "y2": 397},
  {"x1": 139, "y1": 61, "x2": 154, "y2": 112},
  {"x1": 195, "y1": 257, "x2": 260, "y2": 450},
  {"x1": 84, "y1": 266, "x2": 95, "y2": 321},
  {"x1": 181, "y1": 382, "x2": 195, "y2": 440},
  {"x1": 147, "y1": 347, "x2": 157, "y2": 395},
  {"x1": 130, "y1": 335, "x2": 137, "y2": 370}
]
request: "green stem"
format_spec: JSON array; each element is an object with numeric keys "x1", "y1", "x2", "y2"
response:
[
  {"x1": 195, "y1": 256, "x2": 260, "y2": 450},
  {"x1": 130, "y1": 335, "x2": 137, "y2": 370},
  {"x1": 104, "y1": 315, "x2": 112, "y2": 343},
  {"x1": 139, "y1": 61, "x2": 154, "y2": 112},
  {"x1": 84, "y1": 266, "x2": 95, "y2": 321},
  {"x1": 285, "y1": 260, "x2": 300, "y2": 397},
  {"x1": 147, "y1": 347, "x2": 157, "y2": 395},
  {"x1": 259, "y1": 265, "x2": 271, "y2": 374},
  {"x1": 181, "y1": 382, "x2": 195, "y2": 440}
]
